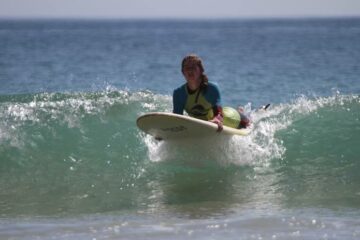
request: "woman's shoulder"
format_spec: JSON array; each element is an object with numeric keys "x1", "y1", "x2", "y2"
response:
[
  {"x1": 206, "y1": 82, "x2": 220, "y2": 92},
  {"x1": 173, "y1": 84, "x2": 187, "y2": 96}
]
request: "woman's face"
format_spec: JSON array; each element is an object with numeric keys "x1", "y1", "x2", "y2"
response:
[{"x1": 182, "y1": 64, "x2": 202, "y2": 90}]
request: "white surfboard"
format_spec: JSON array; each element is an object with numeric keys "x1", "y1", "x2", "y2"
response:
[{"x1": 136, "y1": 112, "x2": 251, "y2": 140}]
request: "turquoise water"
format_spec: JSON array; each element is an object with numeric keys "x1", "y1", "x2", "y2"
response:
[{"x1": 1, "y1": 19, "x2": 360, "y2": 239}]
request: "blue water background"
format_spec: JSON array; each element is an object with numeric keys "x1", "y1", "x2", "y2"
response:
[{"x1": 1, "y1": 18, "x2": 359, "y2": 105}]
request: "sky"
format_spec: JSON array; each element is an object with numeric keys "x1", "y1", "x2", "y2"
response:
[{"x1": 1, "y1": 0, "x2": 360, "y2": 19}]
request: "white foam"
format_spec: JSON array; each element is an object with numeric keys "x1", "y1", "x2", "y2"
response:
[
  {"x1": 141, "y1": 94, "x2": 360, "y2": 167},
  {"x1": 0, "y1": 89, "x2": 159, "y2": 148}
]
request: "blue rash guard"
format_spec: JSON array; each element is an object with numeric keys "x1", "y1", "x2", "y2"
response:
[{"x1": 172, "y1": 82, "x2": 222, "y2": 121}]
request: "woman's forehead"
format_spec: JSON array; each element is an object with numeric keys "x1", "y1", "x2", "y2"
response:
[
  {"x1": 183, "y1": 61, "x2": 198, "y2": 68},
  {"x1": 183, "y1": 65, "x2": 199, "y2": 72}
]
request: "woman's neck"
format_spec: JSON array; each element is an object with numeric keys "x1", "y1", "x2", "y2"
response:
[
  {"x1": 186, "y1": 84, "x2": 196, "y2": 93},
  {"x1": 187, "y1": 79, "x2": 202, "y2": 91},
  {"x1": 187, "y1": 83, "x2": 201, "y2": 93}
]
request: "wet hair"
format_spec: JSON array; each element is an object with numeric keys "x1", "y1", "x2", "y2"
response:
[{"x1": 181, "y1": 54, "x2": 209, "y2": 87}]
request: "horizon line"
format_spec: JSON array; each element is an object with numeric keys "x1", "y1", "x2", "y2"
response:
[{"x1": 1, "y1": 15, "x2": 360, "y2": 21}]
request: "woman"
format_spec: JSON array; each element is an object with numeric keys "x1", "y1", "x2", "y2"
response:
[
  {"x1": 173, "y1": 54, "x2": 251, "y2": 131},
  {"x1": 172, "y1": 54, "x2": 225, "y2": 131}
]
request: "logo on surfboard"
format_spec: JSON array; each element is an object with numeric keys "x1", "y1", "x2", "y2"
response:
[{"x1": 161, "y1": 125, "x2": 187, "y2": 132}]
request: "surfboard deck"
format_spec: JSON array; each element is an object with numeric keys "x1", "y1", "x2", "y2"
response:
[{"x1": 136, "y1": 112, "x2": 251, "y2": 140}]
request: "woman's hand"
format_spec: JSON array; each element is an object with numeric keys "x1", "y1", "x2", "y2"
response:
[{"x1": 210, "y1": 114, "x2": 223, "y2": 132}]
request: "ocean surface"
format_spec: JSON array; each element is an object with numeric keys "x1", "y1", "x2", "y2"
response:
[{"x1": 0, "y1": 18, "x2": 360, "y2": 239}]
